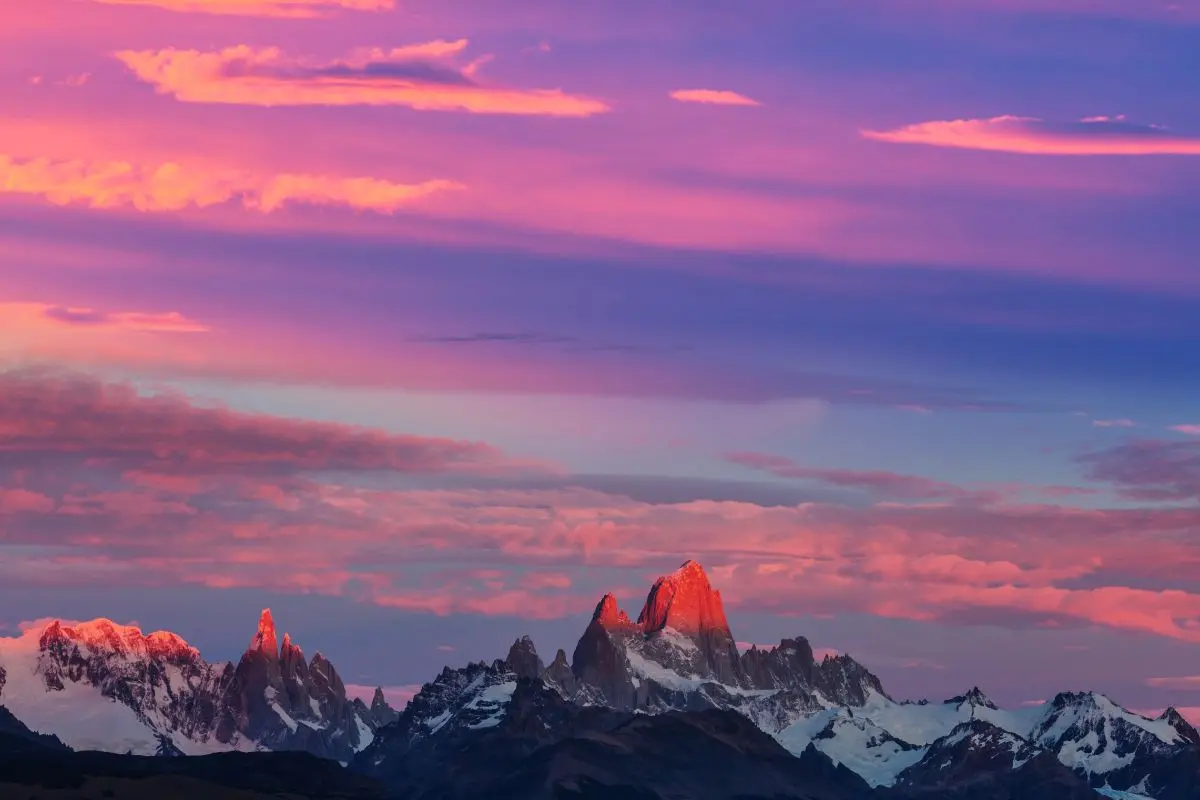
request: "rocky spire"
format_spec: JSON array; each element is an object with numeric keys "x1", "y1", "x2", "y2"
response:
[
  {"x1": 278, "y1": 633, "x2": 313, "y2": 717},
  {"x1": 542, "y1": 648, "x2": 576, "y2": 696},
  {"x1": 505, "y1": 636, "x2": 545, "y2": 680},
  {"x1": 591, "y1": 594, "x2": 632, "y2": 628},
  {"x1": 636, "y1": 560, "x2": 732, "y2": 637},
  {"x1": 637, "y1": 560, "x2": 744, "y2": 687},
  {"x1": 250, "y1": 609, "x2": 279, "y2": 659},
  {"x1": 371, "y1": 687, "x2": 400, "y2": 727}
]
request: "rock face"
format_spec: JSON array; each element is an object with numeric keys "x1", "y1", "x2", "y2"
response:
[{"x1": 0, "y1": 611, "x2": 395, "y2": 760}]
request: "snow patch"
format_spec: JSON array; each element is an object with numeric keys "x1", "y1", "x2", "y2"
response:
[{"x1": 466, "y1": 681, "x2": 516, "y2": 730}]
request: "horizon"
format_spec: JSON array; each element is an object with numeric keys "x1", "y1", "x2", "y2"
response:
[{"x1": 3, "y1": 0, "x2": 1200, "y2": 776}]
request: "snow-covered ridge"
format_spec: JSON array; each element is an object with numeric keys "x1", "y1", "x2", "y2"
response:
[
  {"x1": 774, "y1": 686, "x2": 1197, "y2": 792},
  {"x1": 0, "y1": 611, "x2": 397, "y2": 760}
]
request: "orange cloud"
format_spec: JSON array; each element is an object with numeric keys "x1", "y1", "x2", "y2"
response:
[
  {"x1": 0, "y1": 154, "x2": 462, "y2": 214},
  {"x1": 115, "y1": 44, "x2": 611, "y2": 117},
  {"x1": 670, "y1": 89, "x2": 761, "y2": 107},
  {"x1": 863, "y1": 115, "x2": 1200, "y2": 155},
  {"x1": 93, "y1": 0, "x2": 393, "y2": 17}
]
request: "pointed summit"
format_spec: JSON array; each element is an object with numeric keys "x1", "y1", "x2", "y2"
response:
[
  {"x1": 250, "y1": 609, "x2": 279, "y2": 659},
  {"x1": 637, "y1": 559, "x2": 731, "y2": 637},
  {"x1": 280, "y1": 632, "x2": 302, "y2": 657},
  {"x1": 1158, "y1": 707, "x2": 1200, "y2": 745},
  {"x1": 505, "y1": 635, "x2": 545, "y2": 680},
  {"x1": 591, "y1": 593, "x2": 632, "y2": 628},
  {"x1": 949, "y1": 687, "x2": 997, "y2": 710}
]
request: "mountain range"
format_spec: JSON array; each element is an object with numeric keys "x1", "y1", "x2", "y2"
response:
[{"x1": 1, "y1": 560, "x2": 1197, "y2": 799}]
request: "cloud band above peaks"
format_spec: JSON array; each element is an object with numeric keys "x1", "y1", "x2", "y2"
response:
[{"x1": 116, "y1": 44, "x2": 611, "y2": 117}]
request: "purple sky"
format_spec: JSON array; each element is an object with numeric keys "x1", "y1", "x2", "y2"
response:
[{"x1": 2, "y1": 0, "x2": 1200, "y2": 718}]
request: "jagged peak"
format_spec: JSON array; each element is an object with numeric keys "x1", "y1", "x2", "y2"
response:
[
  {"x1": 1160, "y1": 706, "x2": 1186, "y2": 723},
  {"x1": 550, "y1": 648, "x2": 569, "y2": 666},
  {"x1": 948, "y1": 686, "x2": 997, "y2": 709},
  {"x1": 1158, "y1": 707, "x2": 1200, "y2": 744},
  {"x1": 250, "y1": 608, "x2": 278, "y2": 658},
  {"x1": 505, "y1": 634, "x2": 544, "y2": 680},
  {"x1": 280, "y1": 632, "x2": 303, "y2": 656},
  {"x1": 636, "y1": 558, "x2": 732, "y2": 636},
  {"x1": 591, "y1": 593, "x2": 632, "y2": 628},
  {"x1": 507, "y1": 635, "x2": 538, "y2": 656},
  {"x1": 1046, "y1": 689, "x2": 1111, "y2": 710}
]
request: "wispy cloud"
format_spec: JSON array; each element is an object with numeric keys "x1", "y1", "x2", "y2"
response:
[
  {"x1": 724, "y1": 451, "x2": 988, "y2": 501},
  {"x1": 92, "y1": 0, "x2": 393, "y2": 17},
  {"x1": 1093, "y1": 418, "x2": 1136, "y2": 429},
  {"x1": 1078, "y1": 440, "x2": 1200, "y2": 502},
  {"x1": 669, "y1": 89, "x2": 761, "y2": 107},
  {"x1": 1146, "y1": 676, "x2": 1200, "y2": 690},
  {"x1": 863, "y1": 115, "x2": 1200, "y2": 156},
  {"x1": 41, "y1": 306, "x2": 210, "y2": 333},
  {"x1": 0, "y1": 154, "x2": 461, "y2": 214},
  {"x1": 1172, "y1": 425, "x2": 1200, "y2": 436},
  {"x1": 116, "y1": 43, "x2": 610, "y2": 117},
  {"x1": 0, "y1": 367, "x2": 522, "y2": 476}
]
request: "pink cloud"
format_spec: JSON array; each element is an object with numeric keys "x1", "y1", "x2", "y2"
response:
[
  {"x1": 1093, "y1": 418, "x2": 1136, "y2": 429},
  {"x1": 41, "y1": 306, "x2": 209, "y2": 333},
  {"x1": 1171, "y1": 425, "x2": 1200, "y2": 436},
  {"x1": 0, "y1": 488, "x2": 56, "y2": 513},
  {"x1": 93, "y1": 0, "x2": 393, "y2": 16},
  {"x1": 344, "y1": 683, "x2": 420, "y2": 708},
  {"x1": 116, "y1": 44, "x2": 610, "y2": 117},
  {"x1": 0, "y1": 154, "x2": 462, "y2": 214},
  {"x1": 3, "y1": 373, "x2": 1200, "y2": 644},
  {"x1": 863, "y1": 115, "x2": 1200, "y2": 156},
  {"x1": 670, "y1": 89, "x2": 761, "y2": 107},
  {"x1": 0, "y1": 368, "x2": 528, "y2": 476}
]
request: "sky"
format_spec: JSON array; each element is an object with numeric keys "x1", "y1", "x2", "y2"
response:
[{"x1": 2, "y1": 0, "x2": 1200, "y2": 718}]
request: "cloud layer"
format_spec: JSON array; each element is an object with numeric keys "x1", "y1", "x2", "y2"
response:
[
  {"x1": 0, "y1": 154, "x2": 461, "y2": 214},
  {"x1": 116, "y1": 44, "x2": 611, "y2": 116},
  {"x1": 863, "y1": 116, "x2": 1200, "y2": 156},
  {"x1": 94, "y1": 0, "x2": 392, "y2": 16}
]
